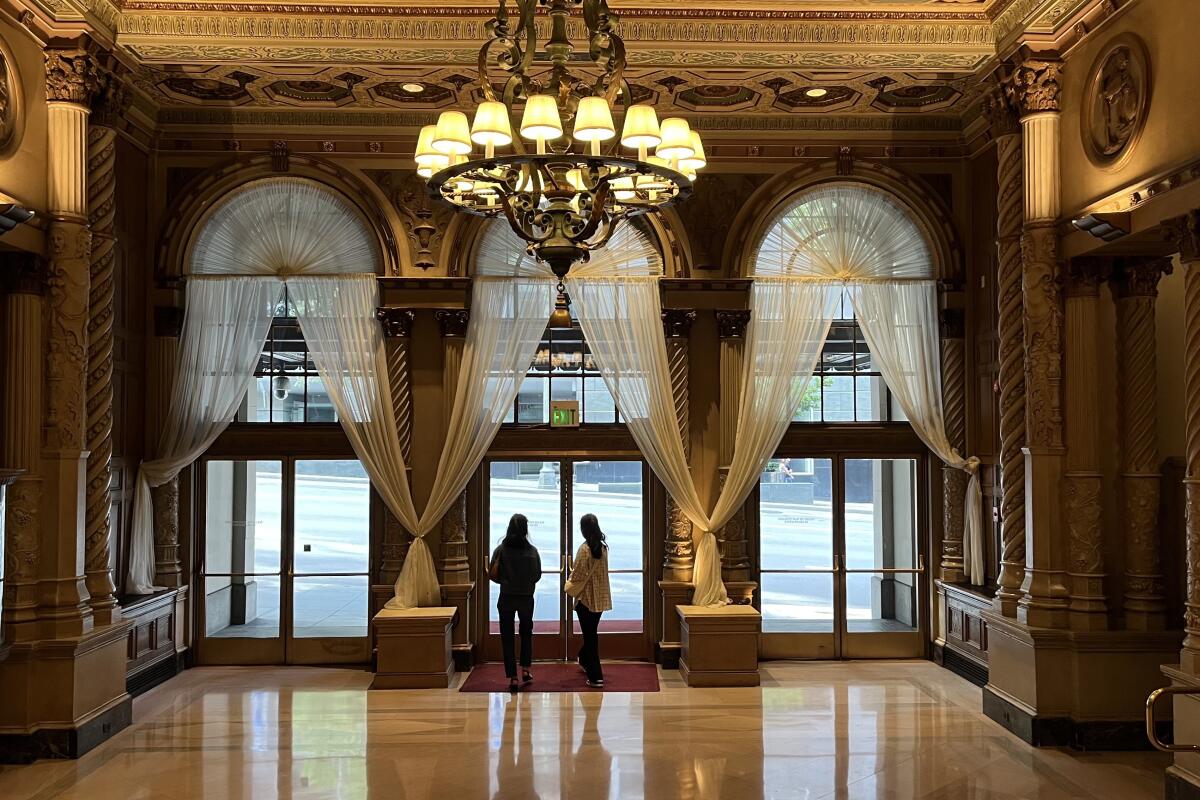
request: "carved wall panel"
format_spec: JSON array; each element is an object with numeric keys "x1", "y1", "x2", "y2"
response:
[
  {"x1": 1082, "y1": 33, "x2": 1151, "y2": 169},
  {"x1": 0, "y1": 36, "x2": 24, "y2": 158}
]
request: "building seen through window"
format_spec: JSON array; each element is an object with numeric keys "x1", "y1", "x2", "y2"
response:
[
  {"x1": 236, "y1": 286, "x2": 337, "y2": 423},
  {"x1": 505, "y1": 313, "x2": 621, "y2": 425}
]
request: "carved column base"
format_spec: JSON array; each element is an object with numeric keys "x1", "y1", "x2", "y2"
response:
[
  {"x1": 2, "y1": 476, "x2": 43, "y2": 645},
  {"x1": 941, "y1": 465, "x2": 968, "y2": 584},
  {"x1": 37, "y1": 451, "x2": 93, "y2": 639},
  {"x1": 440, "y1": 581, "x2": 474, "y2": 670},
  {"x1": 1016, "y1": 448, "x2": 1069, "y2": 630},
  {"x1": 1122, "y1": 473, "x2": 1167, "y2": 631},
  {"x1": 724, "y1": 581, "x2": 757, "y2": 605},
  {"x1": 1124, "y1": 580, "x2": 1168, "y2": 631},
  {"x1": 658, "y1": 580, "x2": 694, "y2": 668},
  {"x1": 152, "y1": 477, "x2": 182, "y2": 588},
  {"x1": 439, "y1": 491, "x2": 470, "y2": 587},
  {"x1": 84, "y1": 570, "x2": 120, "y2": 627},
  {"x1": 663, "y1": 495, "x2": 694, "y2": 584},
  {"x1": 993, "y1": 565, "x2": 1025, "y2": 617},
  {"x1": 380, "y1": 509, "x2": 410, "y2": 588}
]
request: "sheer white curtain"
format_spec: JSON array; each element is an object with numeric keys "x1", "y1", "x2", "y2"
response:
[
  {"x1": 126, "y1": 276, "x2": 281, "y2": 593},
  {"x1": 290, "y1": 274, "x2": 551, "y2": 608},
  {"x1": 127, "y1": 178, "x2": 381, "y2": 595},
  {"x1": 850, "y1": 282, "x2": 983, "y2": 584},
  {"x1": 753, "y1": 182, "x2": 984, "y2": 587}
]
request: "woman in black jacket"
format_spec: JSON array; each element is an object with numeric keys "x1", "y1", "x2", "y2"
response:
[{"x1": 489, "y1": 513, "x2": 542, "y2": 693}]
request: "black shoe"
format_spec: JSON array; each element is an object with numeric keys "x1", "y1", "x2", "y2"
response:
[
  {"x1": 586, "y1": 679, "x2": 605, "y2": 689},
  {"x1": 522, "y1": 670, "x2": 533, "y2": 685},
  {"x1": 508, "y1": 678, "x2": 520, "y2": 694}
]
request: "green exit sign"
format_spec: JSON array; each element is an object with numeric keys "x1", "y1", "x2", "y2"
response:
[{"x1": 550, "y1": 400, "x2": 580, "y2": 428}]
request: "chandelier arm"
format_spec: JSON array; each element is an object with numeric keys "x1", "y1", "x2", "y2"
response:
[
  {"x1": 516, "y1": 0, "x2": 538, "y2": 76},
  {"x1": 498, "y1": 197, "x2": 539, "y2": 245},
  {"x1": 576, "y1": 180, "x2": 612, "y2": 242}
]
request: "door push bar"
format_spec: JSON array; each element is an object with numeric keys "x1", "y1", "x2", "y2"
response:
[{"x1": 1146, "y1": 685, "x2": 1200, "y2": 753}]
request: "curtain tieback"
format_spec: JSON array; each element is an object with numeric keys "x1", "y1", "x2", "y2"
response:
[{"x1": 963, "y1": 455, "x2": 980, "y2": 475}]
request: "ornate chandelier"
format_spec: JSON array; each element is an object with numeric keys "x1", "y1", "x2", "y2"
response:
[{"x1": 414, "y1": 0, "x2": 704, "y2": 283}]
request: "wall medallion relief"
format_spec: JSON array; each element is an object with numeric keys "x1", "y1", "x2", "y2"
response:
[
  {"x1": 0, "y1": 37, "x2": 25, "y2": 158},
  {"x1": 1082, "y1": 33, "x2": 1151, "y2": 169}
]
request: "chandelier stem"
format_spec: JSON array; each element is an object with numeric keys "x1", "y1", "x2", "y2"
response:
[
  {"x1": 536, "y1": 136, "x2": 546, "y2": 155},
  {"x1": 590, "y1": 139, "x2": 601, "y2": 157}
]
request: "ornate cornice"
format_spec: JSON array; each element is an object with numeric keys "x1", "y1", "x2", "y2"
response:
[
  {"x1": 1003, "y1": 54, "x2": 1062, "y2": 116},
  {"x1": 715, "y1": 309, "x2": 751, "y2": 340},
  {"x1": 434, "y1": 308, "x2": 469, "y2": 338},
  {"x1": 45, "y1": 51, "x2": 102, "y2": 105},
  {"x1": 376, "y1": 307, "x2": 414, "y2": 338},
  {"x1": 662, "y1": 308, "x2": 696, "y2": 339},
  {"x1": 90, "y1": 69, "x2": 132, "y2": 127}
]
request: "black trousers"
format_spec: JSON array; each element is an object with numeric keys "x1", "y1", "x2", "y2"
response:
[
  {"x1": 575, "y1": 602, "x2": 604, "y2": 681},
  {"x1": 497, "y1": 593, "x2": 534, "y2": 678}
]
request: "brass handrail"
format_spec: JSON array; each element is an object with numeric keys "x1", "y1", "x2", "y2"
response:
[{"x1": 1146, "y1": 686, "x2": 1200, "y2": 753}]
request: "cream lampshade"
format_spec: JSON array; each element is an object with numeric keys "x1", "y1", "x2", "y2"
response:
[
  {"x1": 637, "y1": 156, "x2": 671, "y2": 191},
  {"x1": 656, "y1": 117, "x2": 694, "y2": 161},
  {"x1": 680, "y1": 130, "x2": 707, "y2": 171},
  {"x1": 620, "y1": 104, "x2": 661, "y2": 149},
  {"x1": 415, "y1": 125, "x2": 440, "y2": 167},
  {"x1": 573, "y1": 96, "x2": 616, "y2": 142},
  {"x1": 471, "y1": 101, "x2": 513, "y2": 148},
  {"x1": 433, "y1": 111, "x2": 472, "y2": 155},
  {"x1": 417, "y1": 154, "x2": 448, "y2": 179},
  {"x1": 610, "y1": 175, "x2": 636, "y2": 202},
  {"x1": 519, "y1": 95, "x2": 564, "y2": 142}
]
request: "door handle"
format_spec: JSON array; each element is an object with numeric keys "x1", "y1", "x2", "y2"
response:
[{"x1": 832, "y1": 554, "x2": 842, "y2": 572}]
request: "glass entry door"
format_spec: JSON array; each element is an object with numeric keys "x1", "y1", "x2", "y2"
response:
[
  {"x1": 758, "y1": 455, "x2": 926, "y2": 659},
  {"x1": 197, "y1": 458, "x2": 372, "y2": 665},
  {"x1": 483, "y1": 460, "x2": 648, "y2": 662}
]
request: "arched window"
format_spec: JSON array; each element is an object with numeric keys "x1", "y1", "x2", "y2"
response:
[{"x1": 188, "y1": 178, "x2": 383, "y2": 424}]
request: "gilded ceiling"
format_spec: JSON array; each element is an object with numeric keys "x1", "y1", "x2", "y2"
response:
[{"x1": 11, "y1": 0, "x2": 1104, "y2": 130}]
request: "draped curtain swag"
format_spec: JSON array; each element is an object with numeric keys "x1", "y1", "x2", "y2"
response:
[{"x1": 752, "y1": 182, "x2": 984, "y2": 587}]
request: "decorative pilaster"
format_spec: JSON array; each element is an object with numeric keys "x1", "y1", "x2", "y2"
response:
[
  {"x1": 83, "y1": 73, "x2": 129, "y2": 625},
  {"x1": 1171, "y1": 210, "x2": 1200, "y2": 673},
  {"x1": 1062, "y1": 258, "x2": 1107, "y2": 630},
  {"x1": 1006, "y1": 55, "x2": 1069, "y2": 629},
  {"x1": 40, "y1": 50, "x2": 103, "y2": 637},
  {"x1": 1, "y1": 255, "x2": 45, "y2": 644},
  {"x1": 715, "y1": 310, "x2": 752, "y2": 601},
  {"x1": 150, "y1": 306, "x2": 183, "y2": 588},
  {"x1": 662, "y1": 309, "x2": 696, "y2": 582},
  {"x1": 985, "y1": 84, "x2": 1027, "y2": 616},
  {"x1": 435, "y1": 308, "x2": 473, "y2": 663},
  {"x1": 377, "y1": 308, "x2": 415, "y2": 586},
  {"x1": 1113, "y1": 256, "x2": 1173, "y2": 630},
  {"x1": 940, "y1": 307, "x2": 968, "y2": 583}
]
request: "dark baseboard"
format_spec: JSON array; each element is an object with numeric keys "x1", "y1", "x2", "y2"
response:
[
  {"x1": 933, "y1": 643, "x2": 988, "y2": 687},
  {"x1": 127, "y1": 652, "x2": 184, "y2": 698},
  {"x1": 452, "y1": 647, "x2": 473, "y2": 672},
  {"x1": 656, "y1": 643, "x2": 681, "y2": 670},
  {"x1": 0, "y1": 697, "x2": 132, "y2": 764},
  {"x1": 983, "y1": 686, "x2": 1165, "y2": 750},
  {"x1": 1168, "y1": 770, "x2": 1200, "y2": 800}
]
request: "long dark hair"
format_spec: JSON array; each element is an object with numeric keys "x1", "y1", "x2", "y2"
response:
[
  {"x1": 503, "y1": 513, "x2": 530, "y2": 547},
  {"x1": 580, "y1": 514, "x2": 606, "y2": 559}
]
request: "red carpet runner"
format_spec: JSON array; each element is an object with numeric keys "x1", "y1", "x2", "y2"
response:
[{"x1": 459, "y1": 662, "x2": 660, "y2": 693}]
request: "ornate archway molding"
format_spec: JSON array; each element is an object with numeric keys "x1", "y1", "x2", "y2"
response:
[{"x1": 155, "y1": 152, "x2": 406, "y2": 283}]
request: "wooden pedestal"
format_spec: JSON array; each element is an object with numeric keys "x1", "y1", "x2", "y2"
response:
[
  {"x1": 677, "y1": 604, "x2": 761, "y2": 687},
  {"x1": 371, "y1": 607, "x2": 457, "y2": 690}
]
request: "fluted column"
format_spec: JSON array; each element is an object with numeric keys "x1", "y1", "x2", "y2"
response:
[
  {"x1": 40, "y1": 50, "x2": 103, "y2": 637},
  {"x1": 436, "y1": 308, "x2": 473, "y2": 661},
  {"x1": 940, "y1": 307, "x2": 968, "y2": 583},
  {"x1": 1006, "y1": 56, "x2": 1069, "y2": 629},
  {"x1": 376, "y1": 308, "x2": 415, "y2": 586},
  {"x1": 984, "y1": 85, "x2": 1027, "y2": 616},
  {"x1": 662, "y1": 309, "x2": 696, "y2": 582},
  {"x1": 150, "y1": 306, "x2": 183, "y2": 588},
  {"x1": 1171, "y1": 210, "x2": 1200, "y2": 673},
  {"x1": 1113, "y1": 257, "x2": 1173, "y2": 630},
  {"x1": 1062, "y1": 258, "x2": 1107, "y2": 630},
  {"x1": 715, "y1": 310, "x2": 752, "y2": 601},
  {"x1": 1, "y1": 256, "x2": 45, "y2": 644},
  {"x1": 436, "y1": 309, "x2": 471, "y2": 587},
  {"x1": 83, "y1": 74, "x2": 129, "y2": 625}
]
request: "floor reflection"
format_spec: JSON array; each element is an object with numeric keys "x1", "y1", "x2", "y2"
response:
[{"x1": 0, "y1": 662, "x2": 1169, "y2": 800}]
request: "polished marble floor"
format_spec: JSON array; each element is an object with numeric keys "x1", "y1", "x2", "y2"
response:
[{"x1": 0, "y1": 661, "x2": 1168, "y2": 800}]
